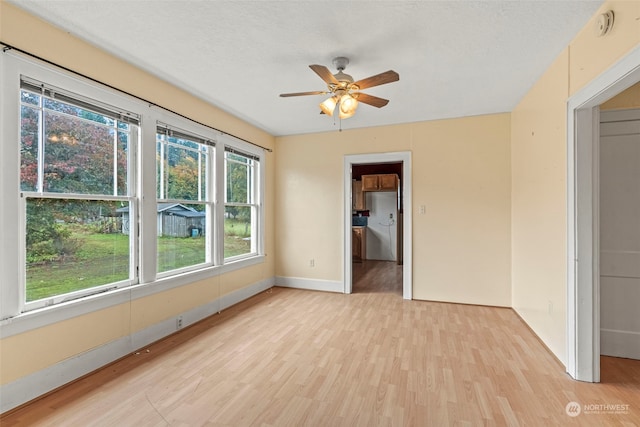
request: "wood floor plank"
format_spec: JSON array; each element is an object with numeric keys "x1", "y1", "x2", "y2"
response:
[{"x1": 2, "y1": 260, "x2": 640, "y2": 426}]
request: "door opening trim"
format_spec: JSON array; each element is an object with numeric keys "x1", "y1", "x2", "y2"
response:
[
  {"x1": 344, "y1": 152, "x2": 412, "y2": 299},
  {"x1": 567, "y1": 44, "x2": 640, "y2": 382}
]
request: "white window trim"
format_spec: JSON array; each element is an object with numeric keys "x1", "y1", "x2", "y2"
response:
[
  {"x1": 19, "y1": 194, "x2": 138, "y2": 312},
  {"x1": 2, "y1": 51, "x2": 145, "y2": 319},
  {"x1": 220, "y1": 134, "x2": 265, "y2": 261},
  {"x1": 223, "y1": 171, "x2": 259, "y2": 260},
  {"x1": 17, "y1": 78, "x2": 141, "y2": 311},
  {"x1": 0, "y1": 50, "x2": 266, "y2": 338},
  {"x1": 155, "y1": 119, "x2": 215, "y2": 277},
  {"x1": 16, "y1": 75, "x2": 141, "y2": 313}
]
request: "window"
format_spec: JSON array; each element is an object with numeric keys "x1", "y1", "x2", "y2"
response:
[
  {"x1": 224, "y1": 148, "x2": 259, "y2": 259},
  {"x1": 2, "y1": 53, "x2": 265, "y2": 321},
  {"x1": 19, "y1": 78, "x2": 138, "y2": 308},
  {"x1": 156, "y1": 125, "x2": 212, "y2": 274}
]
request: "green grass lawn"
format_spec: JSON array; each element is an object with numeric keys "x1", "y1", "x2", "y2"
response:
[
  {"x1": 27, "y1": 224, "x2": 252, "y2": 301},
  {"x1": 27, "y1": 232, "x2": 130, "y2": 301},
  {"x1": 157, "y1": 235, "x2": 207, "y2": 273},
  {"x1": 224, "y1": 235, "x2": 251, "y2": 258}
]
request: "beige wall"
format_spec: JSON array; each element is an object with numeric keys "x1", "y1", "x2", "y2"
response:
[
  {"x1": 511, "y1": 0, "x2": 640, "y2": 363},
  {"x1": 511, "y1": 49, "x2": 570, "y2": 360},
  {"x1": 276, "y1": 113, "x2": 512, "y2": 307},
  {"x1": 0, "y1": 2, "x2": 275, "y2": 387},
  {"x1": 568, "y1": 1, "x2": 640, "y2": 96},
  {"x1": 601, "y1": 81, "x2": 640, "y2": 110},
  {"x1": 1, "y1": 304, "x2": 131, "y2": 384}
]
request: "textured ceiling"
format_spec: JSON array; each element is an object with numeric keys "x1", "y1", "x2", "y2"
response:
[{"x1": 10, "y1": 0, "x2": 603, "y2": 136}]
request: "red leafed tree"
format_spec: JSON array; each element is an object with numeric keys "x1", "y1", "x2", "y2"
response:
[
  {"x1": 21, "y1": 97, "x2": 129, "y2": 196},
  {"x1": 21, "y1": 94, "x2": 130, "y2": 263}
]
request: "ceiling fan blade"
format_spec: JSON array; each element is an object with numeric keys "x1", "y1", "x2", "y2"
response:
[
  {"x1": 280, "y1": 91, "x2": 327, "y2": 97},
  {"x1": 309, "y1": 64, "x2": 339, "y2": 85},
  {"x1": 352, "y1": 70, "x2": 399, "y2": 90},
  {"x1": 355, "y1": 93, "x2": 389, "y2": 108}
]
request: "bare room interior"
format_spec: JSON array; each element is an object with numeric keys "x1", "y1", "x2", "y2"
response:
[{"x1": 1, "y1": 0, "x2": 639, "y2": 425}]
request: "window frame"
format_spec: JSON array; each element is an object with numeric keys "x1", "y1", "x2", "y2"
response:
[
  {"x1": 223, "y1": 147, "x2": 261, "y2": 262},
  {"x1": 19, "y1": 194, "x2": 139, "y2": 311},
  {"x1": 155, "y1": 122, "x2": 215, "y2": 278},
  {"x1": 18, "y1": 80, "x2": 140, "y2": 311},
  {"x1": 0, "y1": 51, "x2": 266, "y2": 333},
  {"x1": 1, "y1": 54, "x2": 146, "y2": 318}
]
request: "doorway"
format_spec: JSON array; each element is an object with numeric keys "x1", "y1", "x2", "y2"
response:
[
  {"x1": 344, "y1": 152, "x2": 412, "y2": 299},
  {"x1": 352, "y1": 162, "x2": 402, "y2": 296},
  {"x1": 567, "y1": 45, "x2": 640, "y2": 382},
  {"x1": 598, "y1": 108, "x2": 640, "y2": 361}
]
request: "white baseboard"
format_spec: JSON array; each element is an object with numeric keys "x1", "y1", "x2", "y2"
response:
[
  {"x1": 220, "y1": 277, "x2": 273, "y2": 311},
  {"x1": 601, "y1": 329, "x2": 640, "y2": 360},
  {"x1": 0, "y1": 277, "x2": 274, "y2": 414},
  {"x1": 0, "y1": 337, "x2": 131, "y2": 415},
  {"x1": 275, "y1": 276, "x2": 343, "y2": 293}
]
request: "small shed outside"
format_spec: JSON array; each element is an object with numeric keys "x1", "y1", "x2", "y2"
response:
[{"x1": 116, "y1": 203, "x2": 205, "y2": 237}]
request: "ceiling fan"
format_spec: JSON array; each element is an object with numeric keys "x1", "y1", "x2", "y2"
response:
[{"x1": 279, "y1": 57, "x2": 399, "y2": 119}]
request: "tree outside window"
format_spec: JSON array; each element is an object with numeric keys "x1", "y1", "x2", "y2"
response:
[{"x1": 20, "y1": 85, "x2": 135, "y2": 304}]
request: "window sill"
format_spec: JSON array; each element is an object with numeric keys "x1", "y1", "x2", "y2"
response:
[
  {"x1": 133, "y1": 255, "x2": 266, "y2": 299},
  {"x1": 0, "y1": 255, "x2": 266, "y2": 339}
]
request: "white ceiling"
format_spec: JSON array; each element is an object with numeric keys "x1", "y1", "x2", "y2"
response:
[{"x1": 10, "y1": 0, "x2": 603, "y2": 136}]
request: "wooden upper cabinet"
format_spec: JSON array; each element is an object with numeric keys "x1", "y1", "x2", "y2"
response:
[
  {"x1": 361, "y1": 174, "x2": 398, "y2": 192},
  {"x1": 361, "y1": 175, "x2": 379, "y2": 192},
  {"x1": 378, "y1": 174, "x2": 398, "y2": 190},
  {"x1": 352, "y1": 180, "x2": 366, "y2": 210}
]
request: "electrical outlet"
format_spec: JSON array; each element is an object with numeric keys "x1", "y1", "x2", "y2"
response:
[
  {"x1": 419, "y1": 205, "x2": 426, "y2": 214},
  {"x1": 309, "y1": 259, "x2": 315, "y2": 267},
  {"x1": 389, "y1": 213, "x2": 393, "y2": 219},
  {"x1": 176, "y1": 316, "x2": 183, "y2": 329}
]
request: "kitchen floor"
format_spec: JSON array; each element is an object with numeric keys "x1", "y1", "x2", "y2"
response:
[{"x1": 353, "y1": 260, "x2": 402, "y2": 296}]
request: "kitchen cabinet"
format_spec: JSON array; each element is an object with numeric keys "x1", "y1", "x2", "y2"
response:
[
  {"x1": 352, "y1": 180, "x2": 366, "y2": 210},
  {"x1": 361, "y1": 174, "x2": 398, "y2": 192},
  {"x1": 352, "y1": 226, "x2": 366, "y2": 262}
]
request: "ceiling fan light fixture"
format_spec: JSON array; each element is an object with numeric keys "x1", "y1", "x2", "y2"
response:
[
  {"x1": 319, "y1": 96, "x2": 338, "y2": 116},
  {"x1": 280, "y1": 57, "x2": 399, "y2": 124},
  {"x1": 338, "y1": 94, "x2": 358, "y2": 119}
]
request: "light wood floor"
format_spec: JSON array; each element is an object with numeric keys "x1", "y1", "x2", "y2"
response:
[
  {"x1": 2, "y1": 262, "x2": 639, "y2": 426},
  {"x1": 353, "y1": 259, "x2": 403, "y2": 296}
]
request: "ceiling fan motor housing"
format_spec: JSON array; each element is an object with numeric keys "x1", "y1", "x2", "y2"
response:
[
  {"x1": 332, "y1": 57, "x2": 354, "y2": 85},
  {"x1": 332, "y1": 56, "x2": 349, "y2": 71}
]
